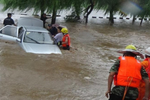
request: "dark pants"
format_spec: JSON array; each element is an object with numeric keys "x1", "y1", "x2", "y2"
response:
[
  {"x1": 109, "y1": 94, "x2": 136, "y2": 100},
  {"x1": 63, "y1": 45, "x2": 70, "y2": 50}
]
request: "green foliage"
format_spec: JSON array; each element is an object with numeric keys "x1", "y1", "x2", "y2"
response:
[
  {"x1": 3, "y1": 0, "x2": 32, "y2": 11},
  {"x1": 0, "y1": 0, "x2": 4, "y2": 3},
  {"x1": 95, "y1": 0, "x2": 121, "y2": 15},
  {"x1": 138, "y1": 0, "x2": 150, "y2": 17},
  {"x1": 2, "y1": 0, "x2": 150, "y2": 24}
]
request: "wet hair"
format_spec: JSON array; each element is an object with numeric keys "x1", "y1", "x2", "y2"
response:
[
  {"x1": 57, "y1": 26, "x2": 62, "y2": 31},
  {"x1": 145, "y1": 55, "x2": 150, "y2": 58},
  {"x1": 123, "y1": 51, "x2": 137, "y2": 57},
  {"x1": 7, "y1": 13, "x2": 12, "y2": 16},
  {"x1": 48, "y1": 24, "x2": 52, "y2": 27}
]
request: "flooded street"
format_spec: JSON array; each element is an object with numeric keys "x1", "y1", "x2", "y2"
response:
[{"x1": 0, "y1": 11, "x2": 150, "y2": 100}]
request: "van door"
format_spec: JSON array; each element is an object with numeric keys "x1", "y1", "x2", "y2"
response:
[{"x1": 0, "y1": 25, "x2": 19, "y2": 42}]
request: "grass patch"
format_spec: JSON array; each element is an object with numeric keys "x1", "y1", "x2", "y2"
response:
[{"x1": 0, "y1": 0, "x2": 4, "y2": 3}]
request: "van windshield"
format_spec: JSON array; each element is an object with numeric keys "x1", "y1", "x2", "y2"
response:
[{"x1": 23, "y1": 31, "x2": 53, "y2": 44}]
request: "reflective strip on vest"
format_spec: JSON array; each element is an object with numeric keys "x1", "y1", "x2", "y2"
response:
[{"x1": 116, "y1": 56, "x2": 142, "y2": 88}]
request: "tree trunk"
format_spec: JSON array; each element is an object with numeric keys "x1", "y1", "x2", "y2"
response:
[
  {"x1": 51, "y1": 6, "x2": 57, "y2": 24},
  {"x1": 140, "y1": 18, "x2": 143, "y2": 26},
  {"x1": 109, "y1": 9, "x2": 114, "y2": 25},
  {"x1": 85, "y1": 0, "x2": 94, "y2": 23},
  {"x1": 85, "y1": 16, "x2": 88, "y2": 23},
  {"x1": 75, "y1": 9, "x2": 80, "y2": 20},
  {"x1": 40, "y1": 9, "x2": 45, "y2": 16},
  {"x1": 74, "y1": 4, "x2": 81, "y2": 20},
  {"x1": 140, "y1": 16, "x2": 144, "y2": 26},
  {"x1": 40, "y1": 1, "x2": 45, "y2": 16},
  {"x1": 132, "y1": 15, "x2": 136, "y2": 24}
]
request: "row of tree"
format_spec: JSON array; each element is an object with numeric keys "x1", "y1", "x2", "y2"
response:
[{"x1": 1, "y1": 0, "x2": 150, "y2": 25}]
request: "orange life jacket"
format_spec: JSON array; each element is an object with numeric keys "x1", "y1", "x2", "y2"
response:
[
  {"x1": 115, "y1": 56, "x2": 142, "y2": 88},
  {"x1": 144, "y1": 58, "x2": 150, "y2": 81},
  {"x1": 62, "y1": 34, "x2": 70, "y2": 47}
]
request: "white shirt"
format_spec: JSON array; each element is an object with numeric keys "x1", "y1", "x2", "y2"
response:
[{"x1": 54, "y1": 33, "x2": 63, "y2": 44}]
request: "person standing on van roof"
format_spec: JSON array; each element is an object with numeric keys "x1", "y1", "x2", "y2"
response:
[
  {"x1": 3, "y1": 13, "x2": 16, "y2": 26},
  {"x1": 105, "y1": 45, "x2": 149, "y2": 100},
  {"x1": 40, "y1": 13, "x2": 47, "y2": 28}
]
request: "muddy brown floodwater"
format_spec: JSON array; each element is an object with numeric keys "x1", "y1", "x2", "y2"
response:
[{"x1": 0, "y1": 18, "x2": 150, "y2": 100}]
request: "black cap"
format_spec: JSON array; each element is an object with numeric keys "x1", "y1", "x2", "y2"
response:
[
  {"x1": 48, "y1": 24, "x2": 52, "y2": 27},
  {"x1": 8, "y1": 13, "x2": 12, "y2": 15}
]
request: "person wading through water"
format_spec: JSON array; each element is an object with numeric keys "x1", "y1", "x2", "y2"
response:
[
  {"x1": 105, "y1": 45, "x2": 149, "y2": 100},
  {"x1": 137, "y1": 47, "x2": 150, "y2": 100},
  {"x1": 61, "y1": 28, "x2": 70, "y2": 50}
]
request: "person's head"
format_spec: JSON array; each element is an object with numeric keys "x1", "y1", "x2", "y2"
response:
[
  {"x1": 42, "y1": 13, "x2": 46, "y2": 17},
  {"x1": 145, "y1": 47, "x2": 150, "y2": 58},
  {"x1": 123, "y1": 51, "x2": 137, "y2": 57},
  {"x1": 57, "y1": 26, "x2": 62, "y2": 33},
  {"x1": 48, "y1": 24, "x2": 52, "y2": 29},
  {"x1": 117, "y1": 44, "x2": 144, "y2": 59},
  {"x1": 61, "y1": 28, "x2": 68, "y2": 34},
  {"x1": 7, "y1": 13, "x2": 12, "y2": 17}
]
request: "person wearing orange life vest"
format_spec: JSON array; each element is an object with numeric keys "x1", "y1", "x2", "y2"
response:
[
  {"x1": 137, "y1": 47, "x2": 150, "y2": 100},
  {"x1": 105, "y1": 45, "x2": 149, "y2": 100},
  {"x1": 61, "y1": 28, "x2": 70, "y2": 50}
]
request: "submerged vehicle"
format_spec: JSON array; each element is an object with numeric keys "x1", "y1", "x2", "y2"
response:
[{"x1": 0, "y1": 17, "x2": 62, "y2": 54}]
